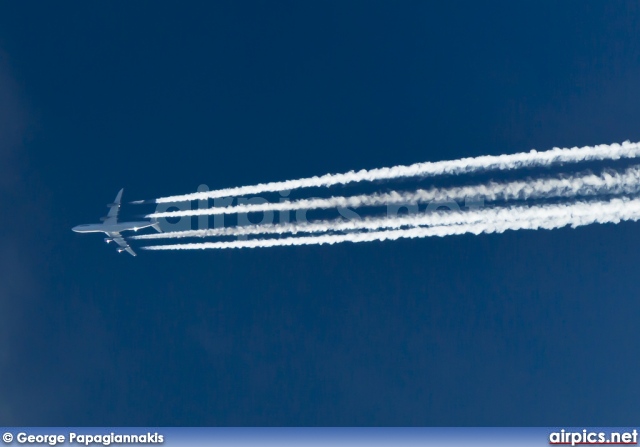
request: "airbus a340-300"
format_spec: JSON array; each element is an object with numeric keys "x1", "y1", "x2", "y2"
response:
[{"x1": 72, "y1": 189, "x2": 161, "y2": 256}]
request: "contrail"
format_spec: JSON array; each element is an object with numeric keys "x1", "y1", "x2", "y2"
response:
[
  {"x1": 145, "y1": 165, "x2": 640, "y2": 219},
  {"x1": 134, "y1": 190, "x2": 639, "y2": 241},
  {"x1": 136, "y1": 141, "x2": 640, "y2": 204},
  {"x1": 141, "y1": 197, "x2": 640, "y2": 250}
]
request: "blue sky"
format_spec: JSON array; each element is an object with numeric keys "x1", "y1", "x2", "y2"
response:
[{"x1": 1, "y1": 1, "x2": 640, "y2": 425}]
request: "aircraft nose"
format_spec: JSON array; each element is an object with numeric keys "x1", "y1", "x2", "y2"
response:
[{"x1": 71, "y1": 226, "x2": 80, "y2": 232}]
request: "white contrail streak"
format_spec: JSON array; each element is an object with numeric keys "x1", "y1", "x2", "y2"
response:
[
  {"x1": 141, "y1": 197, "x2": 640, "y2": 250},
  {"x1": 139, "y1": 141, "x2": 640, "y2": 204},
  {"x1": 146, "y1": 165, "x2": 640, "y2": 219},
  {"x1": 134, "y1": 186, "x2": 639, "y2": 241}
]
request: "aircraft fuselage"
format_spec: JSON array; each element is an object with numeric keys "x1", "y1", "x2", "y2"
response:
[{"x1": 72, "y1": 221, "x2": 156, "y2": 234}]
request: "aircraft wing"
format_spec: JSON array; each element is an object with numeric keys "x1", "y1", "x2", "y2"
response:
[
  {"x1": 108, "y1": 232, "x2": 137, "y2": 257},
  {"x1": 103, "y1": 188, "x2": 124, "y2": 224}
]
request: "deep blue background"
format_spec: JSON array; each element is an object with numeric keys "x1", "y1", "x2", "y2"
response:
[{"x1": 1, "y1": 1, "x2": 640, "y2": 425}]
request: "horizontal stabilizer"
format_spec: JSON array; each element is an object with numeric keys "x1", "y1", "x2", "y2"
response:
[{"x1": 130, "y1": 199, "x2": 153, "y2": 205}]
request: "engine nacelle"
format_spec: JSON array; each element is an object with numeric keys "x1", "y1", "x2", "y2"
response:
[{"x1": 104, "y1": 238, "x2": 113, "y2": 244}]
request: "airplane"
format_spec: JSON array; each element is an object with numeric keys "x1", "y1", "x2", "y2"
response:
[{"x1": 72, "y1": 188, "x2": 161, "y2": 256}]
